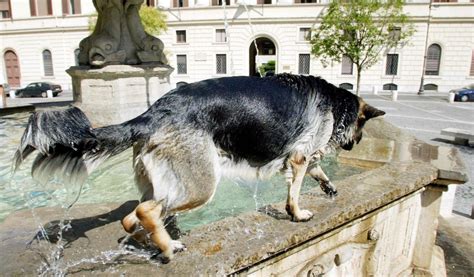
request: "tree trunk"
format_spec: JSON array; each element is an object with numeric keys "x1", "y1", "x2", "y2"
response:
[{"x1": 355, "y1": 66, "x2": 362, "y2": 96}]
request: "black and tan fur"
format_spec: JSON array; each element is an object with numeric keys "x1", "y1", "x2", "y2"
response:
[{"x1": 13, "y1": 74, "x2": 384, "y2": 262}]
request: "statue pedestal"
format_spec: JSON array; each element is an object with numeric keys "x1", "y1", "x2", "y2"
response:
[{"x1": 67, "y1": 64, "x2": 173, "y2": 127}]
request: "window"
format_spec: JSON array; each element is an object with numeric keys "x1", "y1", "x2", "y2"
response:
[
  {"x1": 177, "y1": 55, "x2": 187, "y2": 74},
  {"x1": 216, "y1": 29, "x2": 227, "y2": 43},
  {"x1": 0, "y1": 0, "x2": 11, "y2": 18},
  {"x1": 423, "y1": 84, "x2": 438, "y2": 91},
  {"x1": 176, "y1": 30, "x2": 186, "y2": 43},
  {"x1": 42, "y1": 50, "x2": 54, "y2": 76},
  {"x1": 341, "y1": 55, "x2": 353, "y2": 75},
  {"x1": 470, "y1": 50, "x2": 474, "y2": 76},
  {"x1": 294, "y1": 0, "x2": 317, "y2": 3},
  {"x1": 298, "y1": 54, "x2": 310, "y2": 75},
  {"x1": 383, "y1": 83, "x2": 397, "y2": 91},
  {"x1": 172, "y1": 0, "x2": 189, "y2": 7},
  {"x1": 339, "y1": 83, "x2": 353, "y2": 90},
  {"x1": 433, "y1": 0, "x2": 457, "y2": 2},
  {"x1": 211, "y1": 0, "x2": 230, "y2": 6},
  {"x1": 385, "y1": 54, "x2": 398, "y2": 75},
  {"x1": 425, "y1": 44, "x2": 441, "y2": 76},
  {"x1": 257, "y1": 0, "x2": 272, "y2": 3},
  {"x1": 30, "y1": 0, "x2": 52, "y2": 16},
  {"x1": 62, "y1": 0, "x2": 81, "y2": 15},
  {"x1": 216, "y1": 54, "x2": 227, "y2": 74},
  {"x1": 389, "y1": 27, "x2": 401, "y2": 41},
  {"x1": 146, "y1": 0, "x2": 156, "y2": 6},
  {"x1": 299, "y1": 28, "x2": 311, "y2": 41}
]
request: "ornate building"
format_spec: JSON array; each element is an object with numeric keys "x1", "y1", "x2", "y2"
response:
[{"x1": 1, "y1": 0, "x2": 473, "y2": 92}]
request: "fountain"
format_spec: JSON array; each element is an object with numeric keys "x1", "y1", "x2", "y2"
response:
[
  {"x1": 0, "y1": 1, "x2": 469, "y2": 275},
  {"x1": 0, "y1": 112, "x2": 467, "y2": 275}
]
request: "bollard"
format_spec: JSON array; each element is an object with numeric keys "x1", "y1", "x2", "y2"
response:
[
  {"x1": 391, "y1": 91, "x2": 398, "y2": 101},
  {"x1": 9, "y1": 90, "x2": 16, "y2": 99},
  {"x1": 372, "y1": 86, "x2": 378, "y2": 95},
  {"x1": 47, "y1": 89, "x2": 53, "y2": 98},
  {"x1": 0, "y1": 86, "x2": 5, "y2": 108},
  {"x1": 448, "y1": 92, "x2": 455, "y2": 103}
]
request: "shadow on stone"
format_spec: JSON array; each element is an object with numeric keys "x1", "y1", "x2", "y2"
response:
[
  {"x1": 32, "y1": 200, "x2": 139, "y2": 246},
  {"x1": 258, "y1": 205, "x2": 291, "y2": 220}
]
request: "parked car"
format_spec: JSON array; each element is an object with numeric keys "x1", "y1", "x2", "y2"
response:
[
  {"x1": 450, "y1": 84, "x2": 474, "y2": 102},
  {"x1": 15, "y1": 82, "x2": 62, "y2": 98}
]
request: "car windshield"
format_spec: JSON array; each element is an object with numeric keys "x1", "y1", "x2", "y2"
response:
[
  {"x1": 464, "y1": 84, "x2": 474, "y2": 90},
  {"x1": 27, "y1": 84, "x2": 36, "y2": 88}
]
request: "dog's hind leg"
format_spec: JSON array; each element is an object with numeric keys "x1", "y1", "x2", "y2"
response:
[
  {"x1": 121, "y1": 143, "x2": 154, "y2": 245},
  {"x1": 131, "y1": 128, "x2": 219, "y2": 261},
  {"x1": 134, "y1": 200, "x2": 175, "y2": 262},
  {"x1": 308, "y1": 164, "x2": 338, "y2": 197},
  {"x1": 285, "y1": 152, "x2": 313, "y2": 222}
]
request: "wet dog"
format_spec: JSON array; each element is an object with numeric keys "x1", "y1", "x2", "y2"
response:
[{"x1": 13, "y1": 74, "x2": 384, "y2": 262}]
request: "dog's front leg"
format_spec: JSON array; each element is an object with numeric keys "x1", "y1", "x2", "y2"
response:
[
  {"x1": 285, "y1": 152, "x2": 313, "y2": 222},
  {"x1": 308, "y1": 164, "x2": 338, "y2": 197}
]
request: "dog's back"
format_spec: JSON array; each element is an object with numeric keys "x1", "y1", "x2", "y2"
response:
[{"x1": 153, "y1": 74, "x2": 353, "y2": 167}]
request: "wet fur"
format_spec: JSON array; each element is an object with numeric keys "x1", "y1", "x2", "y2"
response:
[{"x1": 13, "y1": 74, "x2": 384, "y2": 261}]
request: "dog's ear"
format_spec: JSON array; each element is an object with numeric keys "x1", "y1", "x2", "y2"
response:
[{"x1": 364, "y1": 104, "x2": 385, "y2": 120}]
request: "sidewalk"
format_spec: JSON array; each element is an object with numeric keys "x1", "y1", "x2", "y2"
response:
[{"x1": 0, "y1": 90, "x2": 73, "y2": 115}]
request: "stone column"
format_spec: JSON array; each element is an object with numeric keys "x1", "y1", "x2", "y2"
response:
[
  {"x1": 412, "y1": 185, "x2": 444, "y2": 275},
  {"x1": 67, "y1": 64, "x2": 173, "y2": 127}
]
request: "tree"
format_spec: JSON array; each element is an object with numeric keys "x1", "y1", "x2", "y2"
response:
[
  {"x1": 310, "y1": 0, "x2": 414, "y2": 95},
  {"x1": 258, "y1": 60, "x2": 276, "y2": 77},
  {"x1": 88, "y1": 5, "x2": 167, "y2": 35}
]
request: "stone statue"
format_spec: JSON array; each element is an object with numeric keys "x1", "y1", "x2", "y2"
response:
[{"x1": 78, "y1": 0, "x2": 167, "y2": 67}]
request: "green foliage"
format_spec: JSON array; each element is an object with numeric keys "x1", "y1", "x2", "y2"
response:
[
  {"x1": 258, "y1": 60, "x2": 276, "y2": 76},
  {"x1": 88, "y1": 5, "x2": 167, "y2": 35},
  {"x1": 310, "y1": 0, "x2": 414, "y2": 94},
  {"x1": 139, "y1": 5, "x2": 167, "y2": 35}
]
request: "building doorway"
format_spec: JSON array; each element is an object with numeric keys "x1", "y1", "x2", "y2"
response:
[
  {"x1": 4, "y1": 50, "x2": 21, "y2": 87},
  {"x1": 249, "y1": 37, "x2": 276, "y2": 77}
]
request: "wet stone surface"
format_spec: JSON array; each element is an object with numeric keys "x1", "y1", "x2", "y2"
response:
[{"x1": 0, "y1": 161, "x2": 439, "y2": 275}]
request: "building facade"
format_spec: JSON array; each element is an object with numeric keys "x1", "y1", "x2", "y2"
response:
[{"x1": 1, "y1": 0, "x2": 473, "y2": 93}]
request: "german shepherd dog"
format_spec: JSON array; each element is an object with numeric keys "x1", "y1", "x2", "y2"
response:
[{"x1": 13, "y1": 74, "x2": 384, "y2": 262}]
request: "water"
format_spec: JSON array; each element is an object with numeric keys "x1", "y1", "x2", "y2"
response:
[{"x1": 0, "y1": 111, "x2": 363, "y2": 231}]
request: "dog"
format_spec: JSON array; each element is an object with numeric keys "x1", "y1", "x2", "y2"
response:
[{"x1": 13, "y1": 74, "x2": 385, "y2": 262}]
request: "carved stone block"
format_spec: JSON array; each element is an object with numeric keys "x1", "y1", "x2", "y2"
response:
[{"x1": 67, "y1": 64, "x2": 173, "y2": 127}]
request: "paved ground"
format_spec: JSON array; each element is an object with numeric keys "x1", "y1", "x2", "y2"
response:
[
  {"x1": 3, "y1": 89, "x2": 73, "y2": 108},
  {"x1": 361, "y1": 91, "x2": 473, "y2": 216}
]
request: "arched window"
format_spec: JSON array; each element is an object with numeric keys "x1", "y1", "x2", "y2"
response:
[
  {"x1": 425, "y1": 44, "x2": 441, "y2": 76},
  {"x1": 339, "y1": 83, "x2": 353, "y2": 90},
  {"x1": 42, "y1": 49, "x2": 54, "y2": 76},
  {"x1": 383, "y1": 83, "x2": 397, "y2": 91},
  {"x1": 74, "y1": 48, "x2": 80, "y2": 66},
  {"x1": 423, "y1": 84, "x2": 438, "y2": 91}
]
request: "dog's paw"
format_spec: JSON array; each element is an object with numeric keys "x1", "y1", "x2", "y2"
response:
[
  {"x1": 293, "y1": 209, "x2": 313, "y2": 222},
  {"x1": 170, "y1": 240, "x2": 187, "y2": 253},
  {"x1": 320, "y1": 181, "x2": 338, "y2": 197}
]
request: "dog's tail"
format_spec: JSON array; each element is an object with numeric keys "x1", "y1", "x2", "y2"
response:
[{"x1": 13, "y1": 106, "x2": 152, "y2": 186}]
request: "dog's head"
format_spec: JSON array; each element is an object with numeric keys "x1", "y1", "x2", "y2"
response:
[{"x1": 340, "y1": 99, "x2": 385, "y2": 151}]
